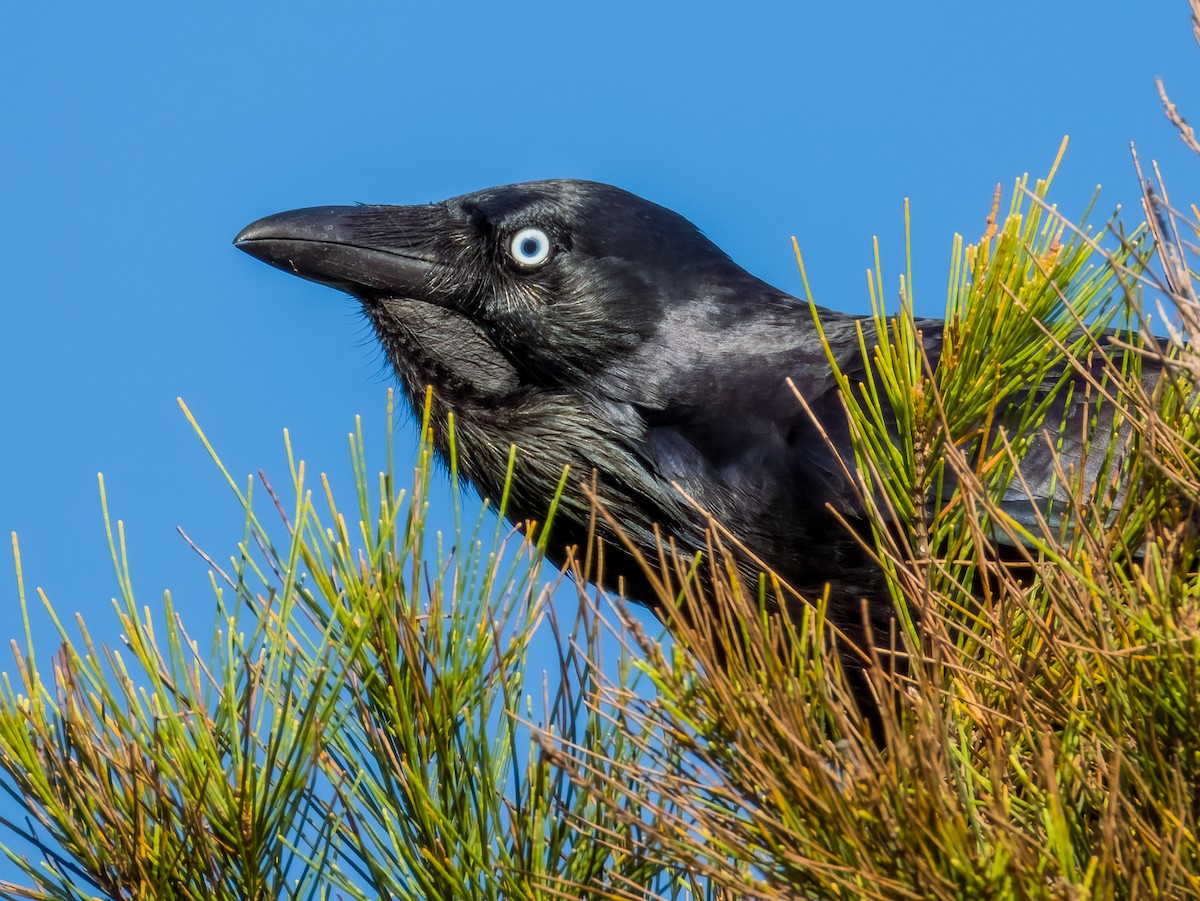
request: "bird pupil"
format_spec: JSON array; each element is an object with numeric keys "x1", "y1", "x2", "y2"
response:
[{"x1": 522, "y1": 238, "x2": 539, "y2": 256}]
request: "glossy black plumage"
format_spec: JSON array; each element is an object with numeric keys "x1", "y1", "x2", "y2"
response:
[{"x1": 233, "y1": 180, "x2": 1126, "y2": 669}]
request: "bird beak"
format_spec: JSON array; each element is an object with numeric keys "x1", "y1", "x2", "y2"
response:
[{"x1": 233, "y1": 205, "x2": 440, "y2": 298}]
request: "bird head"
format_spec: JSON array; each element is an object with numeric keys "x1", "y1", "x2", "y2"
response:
[{"x1": 234, "y1": 179, "x2": 740, "y2": 402}]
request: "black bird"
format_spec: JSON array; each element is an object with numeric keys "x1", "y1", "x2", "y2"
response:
[{"x1": 232, "y1": 180, "x2": 1131, "y2": 671}]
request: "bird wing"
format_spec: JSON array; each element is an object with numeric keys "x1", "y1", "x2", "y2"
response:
[{"x1": 629, "y1": 301, "x2": 1154, "y2": 554}]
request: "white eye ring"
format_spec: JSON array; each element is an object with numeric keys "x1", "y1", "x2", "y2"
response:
[{"x1": 509, "y1": 227, "x2": 552, "y2": 268}]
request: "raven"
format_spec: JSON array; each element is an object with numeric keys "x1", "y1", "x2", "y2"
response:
[{"x1": 232, "y1": 180, "x2": 1132, "y2": 667}]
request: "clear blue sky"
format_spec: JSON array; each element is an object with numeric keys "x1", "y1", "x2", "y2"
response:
[{"x1": 2, "y1": 0, "x2": 1198, "y2": 886}]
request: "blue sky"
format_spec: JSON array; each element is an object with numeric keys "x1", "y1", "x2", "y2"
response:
[{"x1": 2, "y1": 0, "x2": 1198, "y2": 886}]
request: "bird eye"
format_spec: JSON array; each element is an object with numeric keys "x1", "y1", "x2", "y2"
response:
[{"x1": 509, "y1": 227, "x2": 552, "y2": 268}]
